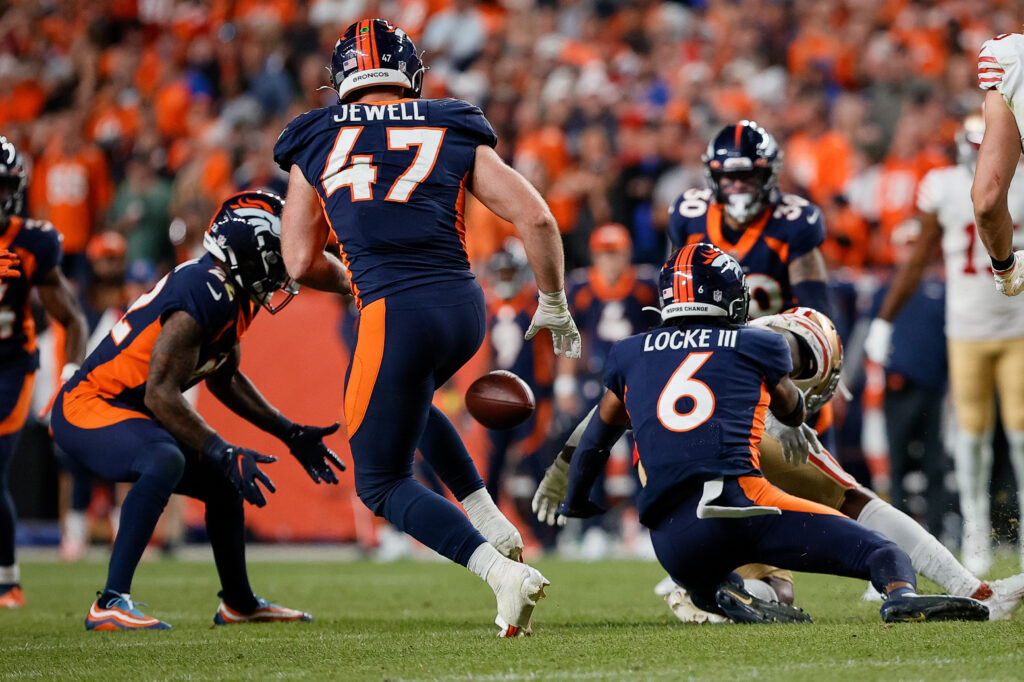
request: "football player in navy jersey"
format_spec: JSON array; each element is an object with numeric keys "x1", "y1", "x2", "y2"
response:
[
  {"x1": 275, "y1": 18, "x2": 579, "y2": 636},
  {"x1": 668, "y1": 121, "x2": 834, "y2": 321},
  {"x1": 0, "y1": 136, "x2": 87, "y2": 609},
  {"x1": 51, "y1": 192, "x2": 344, "y2": 630},
  {"x1": 556, "y1": 243, "x2": 989, "y2": 624}
]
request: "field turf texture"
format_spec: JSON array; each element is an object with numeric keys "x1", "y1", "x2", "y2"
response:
[{"x1": 2, "y1": 556, "x2": 1023, "y2": 680}]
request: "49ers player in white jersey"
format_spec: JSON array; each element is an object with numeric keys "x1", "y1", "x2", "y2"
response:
[
  {"x1": 972, "y1": 33, "x2": 1024, "y2": 295},
  {"x1": 867, "y1": 113, "x2": 1024, "y2": 574}
]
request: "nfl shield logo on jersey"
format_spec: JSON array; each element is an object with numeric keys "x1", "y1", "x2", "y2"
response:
[{"x1": 713, "y1": 291, "x2": 723, "y2": 302}]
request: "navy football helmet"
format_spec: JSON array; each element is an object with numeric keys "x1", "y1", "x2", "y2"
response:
[
  {"x1": 330, "y1": 19, "x2": 425, "y2": 103},
  {"x1": 204, "y1": 191, "x2": 297, "y2": 314},
  {"x1": 702, "y1": 121, "x2": 781, "y2": 224},
  {"x1": 487, "y1": 237, "x2": 532, "y2": 300},
  {"x1": 0, "y1": 136, "x2": 27, "y2": 223},
  {"x1": 659, "y1": 243, "x2": 749, "y2": 324}
]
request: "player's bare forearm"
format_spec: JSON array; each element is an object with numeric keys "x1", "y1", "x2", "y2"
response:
[
  {"x1": 144, "y1": 312, "x2": 216, "y2": 451},
  {"x1": 37, "y1": 267, "x2": 87, "y2": 365},
  {"x1": 768, "y1": 375, "x2": 805, "y2": 427},
  {"x1": 972, "y1": 90, "x2": 1022, "y2": 261},
  {"x1": 282, "y1": 164, "x2": 351, "y2": 294},
  {"x1": 787, "y1": 249, "x2": 828, "y2": 286},
  {"x1": 469, "y1": 145, "x2": 564, "y2": 293},
  {"x1": 877, "y1": 212, "x2": 941, "y2": 322},
  {"x1": 206, "y1": 358, "x2": 289, "y2": 440}
]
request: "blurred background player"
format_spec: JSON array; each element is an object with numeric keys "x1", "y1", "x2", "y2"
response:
[
  {"x1": 556, "y1": 243, "x2": 987, "y2": 624},
  {"x1": 482, "y1": 238, "x2": 557, "y2": 552},
  {"x1": 558, "y1": 223, "x2": 659, "y2": 558},
  {"x1": 972, "y1": 32, "x2": 1024, "y2": 295},
  {"x1": 276, "y1": 19, "x2": 579, "y2": 637},
  {"x1": 50, "y1": 191, "x2": 343, "y2": 629},
  {"x1": 0, "y1": 135, "x2": 86, "y2": 608},
  {"x1": 868, "y1": 113, "x2": 1024, "y2": 574}
]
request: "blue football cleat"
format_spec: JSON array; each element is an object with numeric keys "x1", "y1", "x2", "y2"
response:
[
  {"x1": 213, "y1": 595, "x2": 313, "y2": 625},
  {"x1": 85, "y1": 593, "x2": 172, "y2": 631},
  {"x1": 715, "y1": 579, "x2": 813, "y2": 624},
  {"x1": 881, "y1": 593, "x2": 989, "y2": 623}
]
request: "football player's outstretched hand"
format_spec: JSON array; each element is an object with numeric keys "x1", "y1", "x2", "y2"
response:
[
  {"x1": 526, "y1": 290, "x2": 582, "y2": 359},
  {"x1": 204, "y1": 435, "x2": 277, "y2": 507},
  {"x1": 0, "y1": 249, "x2": 21, "y2": 278},
  {"x1": 533, "y1": 457, "x2": 570, "y2": 526},
  {"x1": 994, "y1": 251, "x2": 1024, "y2": 296},
  {"x1": 764, "y1": 413, "x2": 822, "y2": 466},
  {"x1": 285, "y1": 422, "x2": 346, "y2": 484}
]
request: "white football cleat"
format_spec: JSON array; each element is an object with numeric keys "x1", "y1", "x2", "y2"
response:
[
  {"x1": 492, "y1": 561, "x2": 549, "y2": 637},
  {"x1": 984, "y1": 573, "x2": 1024, "y2": 621},
  {"x1": 665, "y1": 586, "x2": 729, "y2": 624},
  {"x1": 654, "y1": 575, "x2": 678, "y2": 598},
  {"x1": 861, "y1": 582, "x2": 885, "y2": 602}
]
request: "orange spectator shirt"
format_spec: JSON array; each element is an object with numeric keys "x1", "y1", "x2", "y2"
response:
[{"x1": 29, "y1": 148, "x2": 112, "y2": 255}]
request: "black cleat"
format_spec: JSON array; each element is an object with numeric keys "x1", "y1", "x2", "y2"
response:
[
  {"x1": 880, "y1": 594, "x2": 989, "y2": 623},
  {"x1": 715, "y1": 581, "x2": 814, "y2": 624}
]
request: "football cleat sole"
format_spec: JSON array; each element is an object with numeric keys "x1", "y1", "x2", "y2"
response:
[
  {"x1": 214, "y1": 599, "x2": 313, "y2": 625},
  {"x1": 715, "y1": 582, "x2": 813, "y2": 624},
  {"x1": 881, "y1": 594, "x2": 989, "y2": 623},
  {"x1": 85, "y1": 600, "x2": 172, "y2": 631}
]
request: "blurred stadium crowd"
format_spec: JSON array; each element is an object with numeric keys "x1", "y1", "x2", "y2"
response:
[{"x1": 2, "y1": 0, "x2": 1022, "y2": 555}]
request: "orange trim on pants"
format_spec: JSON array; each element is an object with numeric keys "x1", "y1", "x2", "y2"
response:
[
  {"x1": 344, "y1": 298, "x2": 386, "y2": 437},
  {"x1": 0, "y1": 372, "x2": 34, "y2": 435},
  {"x1": 738, "y1": 475, "x2": 844, "y2": 516},
  {"x1": 59, "y1": 387, "x2": 151, "y2": 430}
]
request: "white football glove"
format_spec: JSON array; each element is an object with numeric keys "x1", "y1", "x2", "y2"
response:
[
  {"x1": 532, "y1": 457, "x2": 570, "y2": 527},
  {"x1": 863, "y1": 318, "x2": 894, "y2": 366},
  {"x1": 764, "y1": 412, "x2": 823, "y2": 466},
  {"x1": 994, "y1": 251, "x2": 1024, "y2": 296},
  {"x1": 525, "y1": 290, "x2": 582, "y2": 359}
]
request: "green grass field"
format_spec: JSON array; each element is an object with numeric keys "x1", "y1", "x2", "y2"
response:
[{"x1": 3, "y1": 556, "x2": 1024, "y2": 681}]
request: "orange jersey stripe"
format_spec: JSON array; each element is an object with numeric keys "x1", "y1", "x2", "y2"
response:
[
  {"x1": 0, "y1": 372, "x2": 34, "y2": 435},
  {"x1": 344, "y1": 297, "x2": 386, "y2": 437},
  {"x1": 747, "y1": 382, "x2": 770, "y2": 468},
  {"x1": 738, "y1": 475, "x2": 844, "y2": 516}
]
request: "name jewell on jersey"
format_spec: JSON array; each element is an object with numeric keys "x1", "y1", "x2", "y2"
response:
[
  {"x1": 643, "y1": 327, "x2": 739, "y2": 353},
  {"x1": 331, "y1": 101, "x2": 426, "y2": 123}
]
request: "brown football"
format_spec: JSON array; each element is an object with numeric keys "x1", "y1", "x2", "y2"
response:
[{"x1": 465, "y1": 370, "x2": 536, "y2": 430}]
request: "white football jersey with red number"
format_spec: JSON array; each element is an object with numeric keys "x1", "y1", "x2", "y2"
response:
[
  {"x1": 979, "y1": 33, "x2": 1024, "y2": 144},
  {"x1": 917, "y1": 164, "x2": 1024, "y2": 340}
]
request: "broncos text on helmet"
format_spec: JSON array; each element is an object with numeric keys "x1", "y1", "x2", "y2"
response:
[
  {"x1": 330, "y1": 18, "x2": 425, "y2": 103},
  {"x1": 658, "y1": 243, "x2": 749, "y2": 324},
  {"x1": 203, "y1": 190, "x2": 297, "y2": 314},
  {"x1": 702, "y1": 120, "x2": 782, "y2": 225},
  {"x1": 0, "y1": 136, "x2": 27, "y2": 223}
]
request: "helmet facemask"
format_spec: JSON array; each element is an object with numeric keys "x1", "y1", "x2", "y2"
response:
[{"x1": 0, "y1": 137, "x2": 26, "y2": 224}]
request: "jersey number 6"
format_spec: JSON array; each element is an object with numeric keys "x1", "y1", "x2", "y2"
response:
[
  {"x1": 657, "y1": 351, "x2": 715, "y2": 432},
  {"x1": 322, "y1": 127, "x2": 446, "y2": 202}
]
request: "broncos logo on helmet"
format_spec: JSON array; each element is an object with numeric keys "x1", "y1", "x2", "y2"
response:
[
  {"x1": 659, "y1": 243, "x2": 749, "y2": 324},
  {"x1": 203, "y1": 190, "x2": 297, "y2": 314},
  {"x1": 330, "y1": 18, "x2": 426, "y2": 103}
]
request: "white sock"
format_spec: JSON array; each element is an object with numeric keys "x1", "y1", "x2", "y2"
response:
[
  {"x1": 856, "y1": 497, "x2": 981, "y2": 597},
  {"x1": 110, "y1": 506, "x2": 122, "y2": 538},
  {"x1": 0, "y1": 564, "x2": 19, "y2": 584},
  {"x1": 467, "y1": 542, "x2": 504, "y2": 587},
  {"x1": 954, "y1": 430, "x2": 993, "y2": 534},
  {"x1": 460, "y1": 487, "x2": 523, "y2": 560},
  {"x1": 63, "y1": 510, "x2": 87, "y2": 543},
  {"x1": 1006, "y1": 430, "x2": 1024, "y2": 563},
  {"x1": 743, "y1": 579, "x2": 778, "y2": 603}
]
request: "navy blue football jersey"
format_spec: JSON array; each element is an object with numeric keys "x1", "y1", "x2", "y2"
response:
[
  {"x1": 604, "y1": 322, "x2": 792, "y2": 521},
  {"x1": 0, "y1": 216, "x2": 62, "y2": 366},
  {"x1": 667, "y1": 190, "x2": 825, "y2": 317},
  {"x1": 63, "y1": 254, "x2": 255, "y2": 416},
  {"x1": 274, "y1": 98, "x2": 498, "y2": 308}
]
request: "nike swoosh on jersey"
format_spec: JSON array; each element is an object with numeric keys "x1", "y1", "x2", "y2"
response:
[{"x1": 207, "y1": 282, "x2": 223, "y2": 300}]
